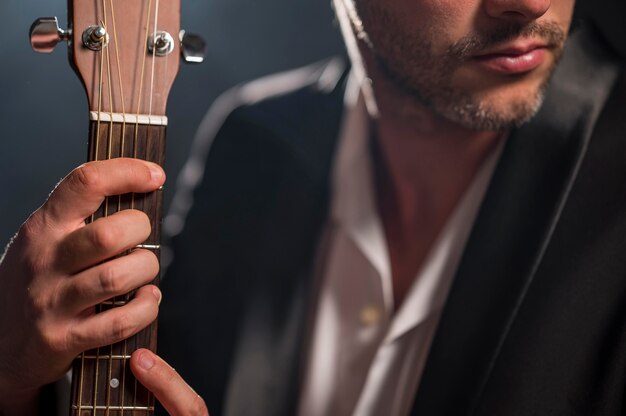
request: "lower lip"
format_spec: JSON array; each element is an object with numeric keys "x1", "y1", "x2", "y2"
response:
[{"x1": 473, "y1": 48, "x2": 547, "y2": 75}]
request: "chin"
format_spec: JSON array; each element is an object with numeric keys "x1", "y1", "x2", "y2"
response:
[
  {"x1": 432, "y1": 87, "x2": 546, "y2": 131},
  {"x1": 435, "y1": 72, "x2": 550, "y2": 131}
]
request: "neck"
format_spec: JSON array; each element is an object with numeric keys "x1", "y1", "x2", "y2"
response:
[
  {"x1": 369, "y1": 65, "x2": 503, "y2": 226},
  {"x1": 366, "y1": 66, "x2": 504, "y2": 308}
]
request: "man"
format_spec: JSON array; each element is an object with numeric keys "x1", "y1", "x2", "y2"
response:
[{"x1": 0, "y1": 0, "x2": 624, "y2": 415}]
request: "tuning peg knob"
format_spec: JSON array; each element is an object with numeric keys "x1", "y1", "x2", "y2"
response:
[
  {"x1": 179, "y1": 30, "x2": 206, "y2": 64},
  {"x1": 30, "y1": 17, "x2": 69, "y2": 54}
]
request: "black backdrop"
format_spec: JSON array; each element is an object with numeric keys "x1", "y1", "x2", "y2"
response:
[{"x1": 0, "y1": 0, "x2": 344, "y2": 245}]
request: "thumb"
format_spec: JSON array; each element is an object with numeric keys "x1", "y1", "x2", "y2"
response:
[{"x1": 130, "y1": 349, "x2": 209, "y2": 416}]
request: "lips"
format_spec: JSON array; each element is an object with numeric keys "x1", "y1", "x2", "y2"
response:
[{"x1": 472, "y1": 44, "x2": 549, "y2": 75}]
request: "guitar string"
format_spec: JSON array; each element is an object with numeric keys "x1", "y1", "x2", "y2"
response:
[
  {"x1": 110, "y1": 0, "x2": 127, "y2": 216},
  {"x1": 134, "y1": 0, "x2": 154, "y2": 157},
  {"x1": 76, "y1": 11, "x2": 109, "y2": 415},
  {"x1": 94, "y1": 0, "x2": 115, "y2": 408},
  {"x1": 103, "y1": 0, "x2": 128, "y2": 412},
  {"x1": 131, "y1": 0, "x2": 155, "y2": 411},
  {"x1": 107, "y1": 0, "x2": 126, "y2": 416},
  {"x1": 148, "y1": 0, "x2": 160, "y2": 121},
  {"x1": 143, "y1": 1, "x2": 162, "y2": 413}
]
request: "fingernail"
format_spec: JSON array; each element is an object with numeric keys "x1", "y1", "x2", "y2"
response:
[
  {"x1": 153, "y1": 287, "x2": 162, "y2": 306},
  {"x1": 149, "y1": 164, "x2": 164, "y2": 183},
  {"x1": 138, "y1": 351, "x2": 155, "y2": 370}
]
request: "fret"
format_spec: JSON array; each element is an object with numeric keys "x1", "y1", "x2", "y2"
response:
[
  {"x1": 72, "y1": 405, "x2": 155, "y2": 410},
  {"x1": 100, "y1": 300, "x2": 129, "y2": 307},
  {"x1": 81, "y1": 355, "x2": 133, "y2": 360},
  {"x1": 135, "y1": 244, "x2": 162, "y2": 250}
]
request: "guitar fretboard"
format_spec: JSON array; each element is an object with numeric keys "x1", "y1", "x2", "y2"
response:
[{"x1": 70, "y1": 120, "x2": 166, "y2": 416}]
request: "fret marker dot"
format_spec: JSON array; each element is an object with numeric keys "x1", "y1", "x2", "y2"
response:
[{"x1": 110, "y1": 378, "x2": 120, "y2": 389}]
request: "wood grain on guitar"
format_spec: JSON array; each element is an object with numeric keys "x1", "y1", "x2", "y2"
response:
[{"x1": 29, "y1": 0, "x2": 195, "y2": 414}]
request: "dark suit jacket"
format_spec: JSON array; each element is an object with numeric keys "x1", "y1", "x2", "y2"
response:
[{"x1": 158, "y1": 25, "x2": 626, "y2": 415}]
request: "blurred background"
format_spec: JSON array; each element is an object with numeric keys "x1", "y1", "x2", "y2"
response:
[
  {"x1": 0, "y1": 0, "x2": 624, "y2": 245},
  {"x1": 0, "y1": 0, "x2": 344, "y2": 244}
]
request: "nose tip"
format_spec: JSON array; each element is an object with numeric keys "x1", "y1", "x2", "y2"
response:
[{"x1": 485, "y1": 0, "x2": 551, "y2": 21}]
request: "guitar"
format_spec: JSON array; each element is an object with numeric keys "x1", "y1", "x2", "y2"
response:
[{"x1": 29, "y1": 1, "x2": 204, "y2": 414}]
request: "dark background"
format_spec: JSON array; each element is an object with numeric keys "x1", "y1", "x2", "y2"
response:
[
  {"x1": 0, "y1": 1, "x2": 624, "y2": 246},
  {"x1": 0, "y1": 0, "x2": 344, "y2": 245}
]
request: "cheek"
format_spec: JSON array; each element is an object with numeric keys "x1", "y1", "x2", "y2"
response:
[
  {"x1": 549, "y1": 0, "x2": 576, "y2": 31},
  {"x1": 386, "y1": 0, "x2": 480, "y2": 52}
]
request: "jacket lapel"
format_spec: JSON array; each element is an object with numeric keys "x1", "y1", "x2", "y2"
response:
[
  {"x1": 411, "y1": 26, "x2": 622, "y2": 415},
  {"x1": 223, "y1": 61, "x2": 349, "y2": 416}
]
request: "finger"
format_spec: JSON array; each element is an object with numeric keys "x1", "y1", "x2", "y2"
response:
[
  {"x1": 55, "y1": 209, "x2": 152, "y2": 273},
  {"x1": 41, "y1": 159, "x2": 165, "y2": 229},
  {"x1": 59, "y1": 249, "x2": 159, "y2": 314},
  {"x1": 131, "y1": 349, "x2": 209, "y2": 416},
  {"x1": 67, "y1": 285, "x2": 161, "y2": 352}
]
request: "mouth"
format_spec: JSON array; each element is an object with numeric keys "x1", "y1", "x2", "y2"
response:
[{"x1": 472, "y1": 41, "x2": 551, "y2": 75}]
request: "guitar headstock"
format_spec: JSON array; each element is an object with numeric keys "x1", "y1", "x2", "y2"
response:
[{"x1": 30, "y1": 1, "x2": 206, "y2": 117}]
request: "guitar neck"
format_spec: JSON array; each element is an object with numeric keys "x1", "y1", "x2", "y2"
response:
[
  {"x1": 30, "y1": 0, "x2": 184, "y2": 412},
  {"x1": 70, "y1": 119, "x2": 166, "y2": 416}
]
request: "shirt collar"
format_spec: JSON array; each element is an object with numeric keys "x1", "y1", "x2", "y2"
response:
[{"x1": 330, "y1": 73, "x2": 505, "y2": 341}]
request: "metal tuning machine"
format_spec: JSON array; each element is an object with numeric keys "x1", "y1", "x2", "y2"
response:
[
  {"x1": 179, "y1": 30, "x2": 206, "y2": 64},
  {"x1": 29, "y1": 17, "x2": 69, "y2": 54}
]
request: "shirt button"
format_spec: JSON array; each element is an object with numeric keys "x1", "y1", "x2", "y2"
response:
[{"x1": 360, "y1": 305, "x2": 382, "y2": 326}]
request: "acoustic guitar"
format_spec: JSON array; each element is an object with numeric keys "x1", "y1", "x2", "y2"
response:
[{"x1": 29, "y1": 1, "x2": 204, "y2": 414}]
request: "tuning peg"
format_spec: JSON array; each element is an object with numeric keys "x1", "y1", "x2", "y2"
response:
[
  {"x1": 30, "y1": 17, "x2": 69, "y2": 54},
  {"x1": 179, "y1": 30, "x2": 206, "y2": 64}
]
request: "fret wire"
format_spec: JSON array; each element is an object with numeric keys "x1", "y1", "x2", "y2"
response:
[
  {"x1": 136, "y1": 244, "x2": 161, "y2": 250},
  {"x1": 82, "y1": 355, "x2": 132, "y2": 359},
  {"x1": 101, "y1": 300, "x2": 128, "y2": 306},
  {"x1": 72, "y1": 405, "x2": 155, "y2": 411}
]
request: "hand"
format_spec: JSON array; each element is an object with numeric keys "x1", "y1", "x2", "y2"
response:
[
  {"x1": 0, "y1": 159, "x2": 165, "y2": 408},
  {"x1": 131, "y1": 349, "x2": 209, "y2": 416}
]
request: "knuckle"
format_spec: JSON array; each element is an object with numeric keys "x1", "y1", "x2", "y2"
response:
[
  {"x1": 70, "y1": 164, "x2": 102, "y2": 193},
  {"x1": 111, "y1": 312, "x2": 136, "y2": 341},
  {"x1": 65, "y1": 322, "x2": 88, "y2": 353},
  {"x1": 25, "y1": 282, "x2": 59, "y2": 321},
  {"x1": 98, "y1": 264, "x2": 124, "y2": 294},
  {"x1": 20, "y1": 214, "x2": 42, "y2": 242},
  {"x1": 22, "y1": 247, "x2": 52, "y2": 280},
  {"x1": 91, "y1": 224, "x2": 121, "y2": 251},
  {"x1": 189, "y1": 396, "x2": 209, "y2": 416},
  {"x1": 40, "y1": 322, "x2": 70, "y2": 354}
]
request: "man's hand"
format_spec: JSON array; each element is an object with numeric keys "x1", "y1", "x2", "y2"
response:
[
  {"x1": 131, "y1": 349, "x2": 209, "y2": 416},
  {"x1": 0, "y1": 158, "x2": 165, "y2": 408}
]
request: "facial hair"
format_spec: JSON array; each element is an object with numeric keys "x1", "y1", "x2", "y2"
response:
[{"x1": 359, "y1": 6, "x2": 567, "y2": 131}]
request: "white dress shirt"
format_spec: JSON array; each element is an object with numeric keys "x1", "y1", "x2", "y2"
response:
[{"x1": 298, "y1": 75, "x2": 503, "y2": 416}]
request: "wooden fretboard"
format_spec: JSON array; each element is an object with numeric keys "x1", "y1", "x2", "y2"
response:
[{"x1": 69, "y1": 120, "x2": 166, "y2": 416}]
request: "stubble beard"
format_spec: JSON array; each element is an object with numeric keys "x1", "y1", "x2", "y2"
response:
[{"x1": 359, "y1": 9, "x2": 567, "y2": 131}]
